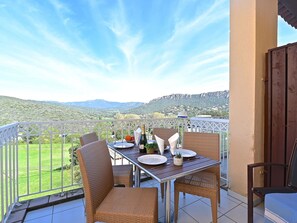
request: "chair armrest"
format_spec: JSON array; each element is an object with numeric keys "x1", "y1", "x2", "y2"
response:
[
  {"x1": 248, "y1": 162, "x2": 287, "y2": 169},
  {"x1": 247, "y1": 163, "x2": 288, "y2": 187},
  {"x1": 248, "y1": 162, "x2": 288, "y2": 189}
]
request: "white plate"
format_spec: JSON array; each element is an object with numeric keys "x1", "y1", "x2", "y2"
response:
[
  {"x1": 175, "y1": 149, "x2": 197, "y2": 158},
  {"x1": 138, "y1": 154, "x2": 167, "y2": 165},
  {"x1": 114, "y1": 142, "x2": 134, "y2": 149}
]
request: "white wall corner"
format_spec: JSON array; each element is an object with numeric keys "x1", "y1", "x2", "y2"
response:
[
  {"x1": 227, "y1": 189, "x2": 262, "y2": 206},
  {"x1": 227, "y1": 189, "x2": 247, "y2": 203}
]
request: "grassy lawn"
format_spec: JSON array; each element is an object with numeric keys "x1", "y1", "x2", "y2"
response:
[
  {"x1": 17, "y1": 143, "x2": 81, "y2": 200},
  {"x1": 1, "y1": 142, "x2": 82, "y2": 220}
]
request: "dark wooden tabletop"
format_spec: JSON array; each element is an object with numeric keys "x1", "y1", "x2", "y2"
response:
[{"x1": 108, "y1": 143, "x2": 220, "y2": 183}]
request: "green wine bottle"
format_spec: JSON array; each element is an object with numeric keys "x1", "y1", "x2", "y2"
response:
[{"x1": 139, "y1": 124, "x2": 147, "y2": 153}]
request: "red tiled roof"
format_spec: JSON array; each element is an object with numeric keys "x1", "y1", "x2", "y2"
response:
[{"x1": 279, "y1": 0, "x2": 297, "y2": 29}]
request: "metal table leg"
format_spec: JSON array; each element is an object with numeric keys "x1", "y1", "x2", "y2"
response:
[
  {"x1": 165, "y1": 180, "x2": 171, "y2": 223},
  {"x1": 135, "y1": 166, "x2": 140, "y2": 187}
]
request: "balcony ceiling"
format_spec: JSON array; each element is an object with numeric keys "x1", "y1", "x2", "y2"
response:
[{"x1": 279, "y1": 0, "x2": 297, "y2": 29}]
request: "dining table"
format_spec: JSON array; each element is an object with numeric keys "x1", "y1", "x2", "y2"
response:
[{"x1": 108, "y1": 142, "x2": 220, "y2": 223}]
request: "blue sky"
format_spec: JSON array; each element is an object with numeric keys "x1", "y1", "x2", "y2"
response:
[{"x1": 0, "y1": 0, "x2": 296, "y2": 103}]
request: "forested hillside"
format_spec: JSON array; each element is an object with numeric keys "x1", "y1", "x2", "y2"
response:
[
  {"x1": 0, "y1": 90, "x2": 229, "y2": 125},
  {"x1": 0, "y1": 96, "x2": 104, "y2": 125},
  {"x1": 128, "y1": 91, "x2": 229, "y2": 117}
]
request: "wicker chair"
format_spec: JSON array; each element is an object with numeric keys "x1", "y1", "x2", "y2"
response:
[
  {"x1": 247, "y1": 138, "x2": 297, "y2": 223},
  {"x1": 174, "y1": 132, "x2": 220, "y2": 223},
  {"x1": 77, "y1": 140, "x2": 158, "y2": 223},
  {"x1": 152, "y1": 128, "x2": 178, "y2": 147},
  {"x1": 80, "y1": 132, "x2": 133, "y2": 187},
  {"x1": 152, "y1": 128, "x2": 178, "y2": 199}
]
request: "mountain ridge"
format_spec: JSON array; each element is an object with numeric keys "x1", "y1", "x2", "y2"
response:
[
  {"x1": 63, "y1": 99, "x2": 143, "y2": 110},
  {"x1": 0, "y1": 90, "x2": 229, "y2": 125},
  {"x1": 128, "y1": 90, "x2": 229, "y2": 116}
]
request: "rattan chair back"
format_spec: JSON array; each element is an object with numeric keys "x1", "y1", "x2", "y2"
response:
[
  {"x1": 182, "y1": 132, "x2": 220, "y2": 176},
  {"x1": 79, "y1": 132, "x2": 98, "y2": 146},
  {"x1": 77, "y1": 140, "x2": 114, "y2": 223},
  {"x1": 174, "y1": 132, "x2": 220, "y2": 223},
  {"x1": 153, "y1": 128, "x2": 178, "y2": 146},
  {"x1": 79, "y1": 132, "x2": 133, "y2": 188}
]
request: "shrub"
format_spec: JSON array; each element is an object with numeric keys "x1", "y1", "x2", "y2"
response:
[{"x1": 68, "y1": 145, "x2": 81, "y2": 183}]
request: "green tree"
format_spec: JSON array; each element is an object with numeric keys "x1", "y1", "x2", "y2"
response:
[
  {"x1": 151, "y1": 112, "x2": 165, "y2": 119},
  {"x1": 115, "y1": 113, "x2": 124, "y2": 119},
  {"x1": 124, "y1": 114, "x2": 140, "y2": 119}
]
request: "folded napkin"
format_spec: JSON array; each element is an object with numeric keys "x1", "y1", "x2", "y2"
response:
[
  {"x1": 168, "y1": 133, "x2": 179, "y2": 155},
  {"x1": 155, "y1": 135, "x2": 165, "y2": 155},
  {"x1": 134, "y1": 127, "x2": 141, "y2": 146}
]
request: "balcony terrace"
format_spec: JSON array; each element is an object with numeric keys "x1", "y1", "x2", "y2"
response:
[
  {"x1": 1, "y1": 2, "x2": 296, "y2": 222},
  {"x1": 21, "y1": 181, "x2": 265, "y2": 223},
  {"x1": 0, "y1": 117, "x2": 256, "y2": 223}
]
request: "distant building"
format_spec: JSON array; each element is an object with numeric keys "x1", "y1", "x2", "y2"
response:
[{"x1": 177, "y1": 111, "x2": 188, "y2": 118}]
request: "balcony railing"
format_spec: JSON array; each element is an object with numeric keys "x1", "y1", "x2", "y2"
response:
[{"x1": 0, "y1": 117, "x2": 229, "y2": 222}]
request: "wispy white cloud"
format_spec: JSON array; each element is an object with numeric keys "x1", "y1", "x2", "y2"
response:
[
  {"x1": 0, "y1": 0, "x2": 232, "y2": 102},
  {"x1": 0, "y1": 51, "x2": 117, "y2": 102},
  {"x1": 166, "y1": 0, "x2": 228, "y2": 46},
  {"x1": 151, "y1": 61, "x2": 172, "y2": 77},
  {"x1": 156, "y1": 44, "x2": 229, "y2": 82},
  {"x1": 48, "y1": 0, "x2": 72, "y2": 14},
  {"x1": 132, "y1": 0, "x2": 229, "y2": 85},
  {"x1": 104, "y1": 0, "x2": 144, "y2": 77},
  {"x1": 117, "y1": 32, "x2": 143, "y2": 74},
  {"x1": 63, "y1": 18, "x2": 70, "y2": 25}
]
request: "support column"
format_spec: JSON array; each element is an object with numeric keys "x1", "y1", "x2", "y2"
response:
[{"x1": 229, "y1": 0, "x2": 277, "y2": 198}]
